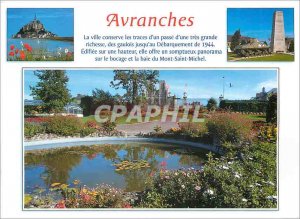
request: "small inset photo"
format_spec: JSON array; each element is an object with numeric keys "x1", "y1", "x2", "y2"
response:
[
  {"x1": 7, "y1": 8, "x2": 74, "y2": 61},
  {"x1": 227, "y1": 8, "x2": 294, "y2": 61}
]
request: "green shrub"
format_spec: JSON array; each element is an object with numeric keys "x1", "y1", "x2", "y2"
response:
[
  {"x1": 46, "y1": 116, "x2": 83, "y2": 136},
  {"x1": 24, "y1": 122, "x2": 45, "y2": 138},
  {"x1": 80, "y1": 127, "x2": 96, "y2": 137},
  {"x1": 207, "y1": 97, "x2": 218, "y2": 111},
  {"x1": 178, "y1": 122, "x2": 208, "y2": 138},
  {"x1": 153, "y1": 125, "x2": 163, "y2": 133},
  {"x1": 206, "y1": 113, "x2": 253, "y2": 146},
  {"x1": 141, "y1": 141, "x2": 277, "y2": 208},
  {"x1": 101, "y1": 121, "x2": 116, "y2": 136},
  {"x1": 266, "y1": 94, "x2": 277, "y2": 123},
  {"x1": 219, "y1": 100, "x2": 267, "y2": 113}
]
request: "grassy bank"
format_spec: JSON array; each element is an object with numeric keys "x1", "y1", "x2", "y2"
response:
[{"x1": 228, "y1": 53, "x2": 294, "y2": 61}]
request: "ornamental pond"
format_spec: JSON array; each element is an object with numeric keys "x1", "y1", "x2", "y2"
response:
[{"x1": 24, "y1": 142, "x2": 209, "y2": 193}]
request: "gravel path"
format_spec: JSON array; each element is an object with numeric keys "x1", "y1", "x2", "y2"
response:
[{"x1": 116, "y1": 120, "x2": 179, "y2": 136}]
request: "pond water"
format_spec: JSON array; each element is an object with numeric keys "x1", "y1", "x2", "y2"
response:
[
  {"x1": 25, "y1": 142, "x2": 208, "y2": 193},
  {"x1": 7, "y1": 38, "x2": 74, "y2": 54}
]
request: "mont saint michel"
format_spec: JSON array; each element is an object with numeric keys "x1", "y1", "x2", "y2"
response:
[
  {"x1": 13, "y1": 14, "x2": 57, "y2": 39},
  {"x1": 7, "y1": 8, "x2": 74, "y2": 61}
]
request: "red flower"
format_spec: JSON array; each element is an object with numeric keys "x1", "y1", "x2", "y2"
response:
[
  {"x1": 15, "y1": 49, "x2": 19, "y2": 54},
  {"x1": 122, "y1": 203, "x2": 132, "y2": 208},
  {"x1": 10, "y1": 45, "x2": 15, "y2": 50},
  {"x1": 9, "y1": 51, "x2": 15, "y2": 56},
  {"x1": 20, "y1": 51, "x2": 26, "y2": 60},
  {"x1": 24, "y1": 43, "x2": 30, "y2": 49},
  {"x1": 82, "y1": 194, "x2": 91, "y2": 202},
  {"x1": 160, "y1": 161, "x2": 167, "y2": 167},
  {"x1": 25, "y1": 117, "x2": 49, "y2": 123},
  {"x1": 55, "y1": 200, "x2": 66, "y2": 208},
  {"x1": 67, "y1": 52, "x2": 72, "y2": 57},
  {"x1": 26, "y1": 46, "x2": 32, "y2": 52}
]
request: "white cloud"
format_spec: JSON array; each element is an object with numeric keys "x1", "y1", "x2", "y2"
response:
[
  {"x1": 24, "y1": 94, "x2": 33, "y2": 100},
  {"x1": 256, "y1": 79, "x2": 278, "y2": 92}
]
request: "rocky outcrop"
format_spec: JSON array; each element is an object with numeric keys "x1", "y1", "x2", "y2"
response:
[{"x1": 13, "y1": 14, "x2": 57, "y2": 39}]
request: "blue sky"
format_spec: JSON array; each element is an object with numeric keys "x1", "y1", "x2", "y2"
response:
[
  {"x1": 7, "y1": 8, "x2": 74, "y2": 37},
  {"x1": 227, "y1": 8, "x2": 294, "y2": 41},
  {"x1": 24, "y1": 69, "x2": 278, "y2": 100}
]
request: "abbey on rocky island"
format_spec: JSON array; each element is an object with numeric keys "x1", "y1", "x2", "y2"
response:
[{"x1": 12, "y1": 14, "x2": 57, "y2": 39}]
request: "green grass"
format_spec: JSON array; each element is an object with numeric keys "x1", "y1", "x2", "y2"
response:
[
  {"x1": 244, "y1": 114, "x2": 266, "y2": 121},
  {"x1": 228, "y1": 53, "x2": 294, "y2": 61},
  {"x1": 227, "y1": 52, "x2": 238, "y2": 59}
]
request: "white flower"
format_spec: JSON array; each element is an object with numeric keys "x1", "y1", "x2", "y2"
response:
[
  {"x1": 267, "y1": 181, "x2": 275, "y2": 186},
  {"x1": 175, "y1": 172, "x2": 178, "y2": 176},
  {"x1": 206, "y1": 189, "x2": 214, "y2": 195},
  {"x1": 228, "y1": 161, "x2": 233, "y2": 165},
  {"x1": 255, "y1": 183, "x2": 262, "y2": 186},
  {"x1": 222, "y1": 166, "x2": 229, "y2": 170},
  {"x1": 234, "y1": 174, "x2": 241, "y2": 179},
  {"x1": 181, "y1": 185, "x2": 185, "y2": 189},
  {"x1": 65, "y1": 48, "x2": 68, "y2": 53},
  {"x1": 249, "y1": 185, "x2": 254, "y2": 188},
  {"x1": 242, "y1": 198, "x2": 248, "y2": 202},
  {"x1": 195, "y1": 186, "x2": 201, "y2": 191}
]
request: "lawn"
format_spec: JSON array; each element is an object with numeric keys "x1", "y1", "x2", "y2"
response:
[
  {"x1": 244, "y1": 114, "x2": 266, "y2": 121},
  {"x1": 228, "y1": 53, "x2": 294, "y2": 61}
]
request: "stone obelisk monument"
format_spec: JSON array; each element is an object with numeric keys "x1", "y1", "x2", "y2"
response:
[{"x1": 270, "y1": 11, "x2": 286, "y2": 53}]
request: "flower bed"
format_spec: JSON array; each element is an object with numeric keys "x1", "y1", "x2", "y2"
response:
[{"x1": 24, "y1": 138, "x2": 277, "y2": 208}]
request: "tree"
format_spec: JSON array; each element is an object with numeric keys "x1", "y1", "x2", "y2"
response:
[
  {"x1": 110, "y1": 70, "x2": 159, "y2": 104},
  {"x1": 80, "y1": 96, "x2": 94, "y2": 116},
  {"x1": 207, "y1": 98, "x2": 218, "y2": 111},
  {"x1": 230, "y1": 29, "x2": 241, "y2": 51},
  {"x1": 92, "y1": 89, "x2": 115, "y2": 106},
  {"x1": 30, "y1": 70, "x2": 71, "y2": 113},
  {"x1": 266, "y1": 94, "x2": 277, "y2": 123}
]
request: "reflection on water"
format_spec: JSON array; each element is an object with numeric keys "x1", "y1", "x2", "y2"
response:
[{"x1": 25, "y1": 143, "x2": 208, "y2": 193}]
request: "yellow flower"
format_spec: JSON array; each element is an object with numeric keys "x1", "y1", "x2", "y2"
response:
[
  {"x1": 73, "y1": 179, "x2": 80, "y2": 185},
  {"x1": 51, "y1": 182, "x2": 61, "y2": 187}
]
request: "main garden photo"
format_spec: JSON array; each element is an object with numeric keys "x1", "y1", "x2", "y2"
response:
[{"x1": 24, "y1": 69, "x2": 278, "y2": 209}]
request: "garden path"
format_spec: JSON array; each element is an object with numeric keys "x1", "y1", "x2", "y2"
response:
[{"x1": 116, "y1": 120, "x2": 179, "y2": 136}]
